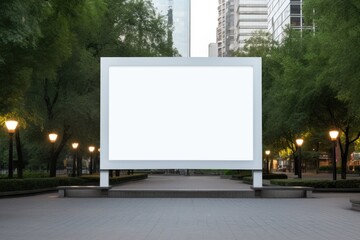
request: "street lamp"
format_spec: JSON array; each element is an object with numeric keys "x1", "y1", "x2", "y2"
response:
[
  {"x1": 89, "y1": 146, "x2": 95, "y2": 175},
  {"x1": 96, "y1": 148, "x2": 100, "y2": 173},
  {"x1": 265, "y1": 150, "x2": 270, "y2": 174},
  {"x1": 72, "y1": 143, "x2": 79, "y2": 177},
  {"x1": 296, "y1": 138, "x2": 304, "y2": 179},
  {"x1": 48, "y1": 133, "x2": 58, "y2": 176},
  {"x1": 5, "y1": 120, "x2": 18, "y2": 178},
  {"x1": 329, "y1": 130, "x2": 339, "y2": 181}
]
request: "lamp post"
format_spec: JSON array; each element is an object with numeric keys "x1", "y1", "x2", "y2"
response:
[
  {"x1": 72, "y1": 143, "x2": 79, "y2": 177},
  {"x1": 329, "y1": 130, "x2": 339, "y2": 181},
  {"x1": 265, "y1": 150, "x2": 270, "y2": 174},
  {"x1": 89, "y1": 146, "x2": 95, "y2": 175},
  {"x1": 48, "y1": 133, "x2": 58, "y2": 177},
  {"x1": 97, "y1": 148, "x2": 100, "y2": 174},
  {"x1": 5, "y1": 120, "x2": 18, "y2": 179},
  {"x1": 296, "y1": 138, "x2": 304, "y2": 179}
]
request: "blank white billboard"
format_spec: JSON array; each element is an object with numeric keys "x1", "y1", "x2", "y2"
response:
[{"x1": 101, "y1": 58, "x2": 262, "y2": 170}]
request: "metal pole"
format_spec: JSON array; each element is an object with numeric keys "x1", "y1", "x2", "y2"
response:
[
  {"x1": 332, "y1": 141, "x2": 337, "y2": 181},
  {"x1": 298, "y1": 146, "x2": 302, "y2": 179},
  {"x1": 76, "y1": 151, "x2": 81, "y2": 176},
  {"x1": 89, "y1": 153, "x2": 93, "y2": 175},
  {"x1": 8, "y1": 133, "x2": 14, "y2": 179},
  {"x1": 266, "y1": 155, "x2": 269, "y2": 174},
  {"x1": 72, "y1": 150, "x2": 76, "y2": 177},
  {"x1": 50, "y1": 143, "x2": 55, "y2": 177}
]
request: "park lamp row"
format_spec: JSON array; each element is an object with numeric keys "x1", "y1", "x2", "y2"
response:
[
  {"x1": 265, "y1": 130, "x2": 339, "y2": 154},
  {"x1": 47, "y1": 133, "x2": 99, "y2": 152},
  {"x1": 265, "y1": 130, "x2": 339, "y2": 180}
]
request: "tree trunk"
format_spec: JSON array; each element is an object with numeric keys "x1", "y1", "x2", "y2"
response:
[
  {"x1": 49, "y1": 125, "x2": 71, "y2": 177},
  {"x1": 338, "y1": 126, "x2": 351, "y2": 180}
]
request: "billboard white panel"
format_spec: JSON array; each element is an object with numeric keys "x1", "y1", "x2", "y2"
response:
[{"x1": 101, "y1": 58, "x2": 261, "y2": 170}]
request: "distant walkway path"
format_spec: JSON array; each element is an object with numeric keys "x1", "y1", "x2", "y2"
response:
[{"x1": 112, "y1": 175, "x2": 251, "y2": 190}]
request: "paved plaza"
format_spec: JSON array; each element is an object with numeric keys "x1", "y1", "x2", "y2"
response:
[
  {"x1": 112, "y1": 175, "x2": 251, "y2": 190},
  {"x1": 0, "y1": 176, "x2": 359, "y2": 240}
]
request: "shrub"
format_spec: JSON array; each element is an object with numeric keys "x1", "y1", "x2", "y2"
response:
[
  {"x1": 0, "y1": 174, "x2": 149, "y2": 192},
  {"x1": 110, "y1": 173, "x2": 148, "y2": 184},
  {"x1": 242, "y1": 177, "x2": 252, "y2": 184},
  {"x1": 0, "y1": 177, "x2": 88, "y2": 192},
  {"x1": 263, "y1": 173, "x2": 288, "y2": 180},
  {"x1": 241, "y1": 174, "x2": 288, "y2": 184},
  {"x1": 79, "y1": 173, "x2": 148, "y2": 184},
  {"x1": 318, "y1": 166, "x2": 341, "y2": 173},
  {"x1": 270, "y1": 179, "x2": 360, "y2": 188},
  {"x1": 231, "y1": 170, "x2": 253, "y2": 180}
]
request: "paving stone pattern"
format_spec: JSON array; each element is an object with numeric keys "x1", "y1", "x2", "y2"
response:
[{"x1": 0, "y1": 177, "x2": 359, "y2": 240}]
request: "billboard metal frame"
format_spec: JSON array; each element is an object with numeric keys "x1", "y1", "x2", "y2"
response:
[{"x1": 100, "y1": 57, "x2": 262, "y2": 187}]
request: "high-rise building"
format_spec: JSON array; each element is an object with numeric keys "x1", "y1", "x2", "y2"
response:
[
  {"x1": 217, "y1": 0, "x2": 267, "y2": 56},
  {"x1": 151, "y1": 0, "x2": 190, "y2": 56},
  {"x1": 217, "y1": 0, "x2": 236, "y2": 56},
  {"x1": 208, "y1": 43, "x2": 218, "y2": 57},
  {"x1": 268, "y1": 0, "x2": 311, "y2": 42},
  {"x1": 236, "y1": 0, "x2": 268, "y2": 51}
]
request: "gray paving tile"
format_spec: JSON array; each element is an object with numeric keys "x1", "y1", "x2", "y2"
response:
[{"x1": 0, "y1": 178, "x2": 359, "y2": 240}]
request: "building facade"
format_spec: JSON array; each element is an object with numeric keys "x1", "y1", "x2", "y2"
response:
[
  {"x1": 236, "y1": 0, "x2": 268, "y2": 51},
  {"x1": 268, "y1": 0, "x2": 311, "y2": 42},
  {"x1": 217, "y1": 0, "x2": 267, "y2": 56},
  {"x1": 208, "y1": 43, "x2": 218, "y2": 57},
  {"x1": 217, "y1": 0, "x2": 237, "y2": 56}
]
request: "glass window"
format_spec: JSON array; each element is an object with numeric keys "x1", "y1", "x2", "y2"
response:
[
  {"x1": 291, "y1": 17, "x2": 301, "y2": 26},
  {"x1": 290, "y1": 5, "x2": 301, "y2": 14}
]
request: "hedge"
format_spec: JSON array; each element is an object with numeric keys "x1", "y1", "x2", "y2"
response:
[
  {"x1": 270, "y1": 179, "x2": 360, "y2": 188},
  {"x1": 0, "y1": 177, "x2": 88, "y2": 192},
  {"x1": 0, "y1": 174, "x2": 148, "y2": 192},
  {"x1": 80, "y1": 173, "x2": 148, "y2": 184},
  {"x1": 242, "y1": 173, "x2": 288, "y2": 184}
]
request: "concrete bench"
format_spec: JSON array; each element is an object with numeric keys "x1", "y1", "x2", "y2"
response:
[
  {"x1": 251, "y1": 186, "x2": 313, "y2": 198},
  {"x1": 57, "y1": 186, "x2": 112, "y2": 198},
  {"x1": 350, "y1": 198, "x2": 360, "y2": 211}
]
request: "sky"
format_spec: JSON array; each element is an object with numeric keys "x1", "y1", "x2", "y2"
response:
[
  {"x1": 151, "y1": 0, "x2": 218, "y2": 57},
  {"x1": 190, "y1": 0, "x2": 218, "y2": 57}
]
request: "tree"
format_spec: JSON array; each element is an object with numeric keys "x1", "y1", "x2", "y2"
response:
[
  {"x1": 1, "y1": 0, "x2": 179, "y2": 177},
  {"x1": 303, "y1": 0, "x2": 360, "y2": 179}
]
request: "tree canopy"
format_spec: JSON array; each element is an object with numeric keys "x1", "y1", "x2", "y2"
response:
[
  {"x1": 0, "y1": 0, "x2": 178, "y2": 177},
  {"x1": 233, "y1": 1, "x2": 360, "y2": 178}
]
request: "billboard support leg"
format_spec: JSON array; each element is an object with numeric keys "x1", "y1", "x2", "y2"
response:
[
  {"x1": 100, "y1": 170, "x2": 109, "y2": 187},
  {"x1": 253, "y1": 170, "x2": 262, "y2": 187}
]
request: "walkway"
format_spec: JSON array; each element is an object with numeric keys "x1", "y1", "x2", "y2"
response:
[
  {"x1": 112, "y1": 175, "x2": 251, "y2": 190},
  {"x1": 0, "y1": 176, "x2": 359, "y2": 240}
]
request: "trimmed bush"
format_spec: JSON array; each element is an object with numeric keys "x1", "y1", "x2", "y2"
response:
[
  {"x1": 263, "y1": 173, "x2": 288, "y2": 180},
  {"x1": 79, "y1": 173, "x2": 148, "y2": 185},
  {"x1": 242, "y1": 173, "x2": 288, "y2": 184},
  {"x1": 0, "y1": 177, "x2": 88, "y2": 192},
  {"x1": 230, "y1": 170, "x2": 253, "y2": 180},
  {"x1": 242, "y1": 173, "x2": 287, "y2": 184},
  {"x1": 318, "y1": 166, "x2": 342, "y2": 173},
  {"x1": 242, "y1": 177, "x2": 252, "y2": 185},
  {"x1": 0, "y1": 174, "x2": 149, "y2": 192},
  {"x1": 110, "y1": 173, "x2": 148, "y2": 184},
  {"x1": 270, "y1": 179, "x2": 360, "y2": 188}
]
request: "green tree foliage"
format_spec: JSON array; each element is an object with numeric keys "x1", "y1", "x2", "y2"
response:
[
  {"x1": 302, "y1": 0, "x2": 360, "y2": 179},
  {"x1": 0, "y1": 0, "x2": 178, "y2": 177},
  {"x1": 241, "y1": 1, "x2": 360, "y2": 179}
]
